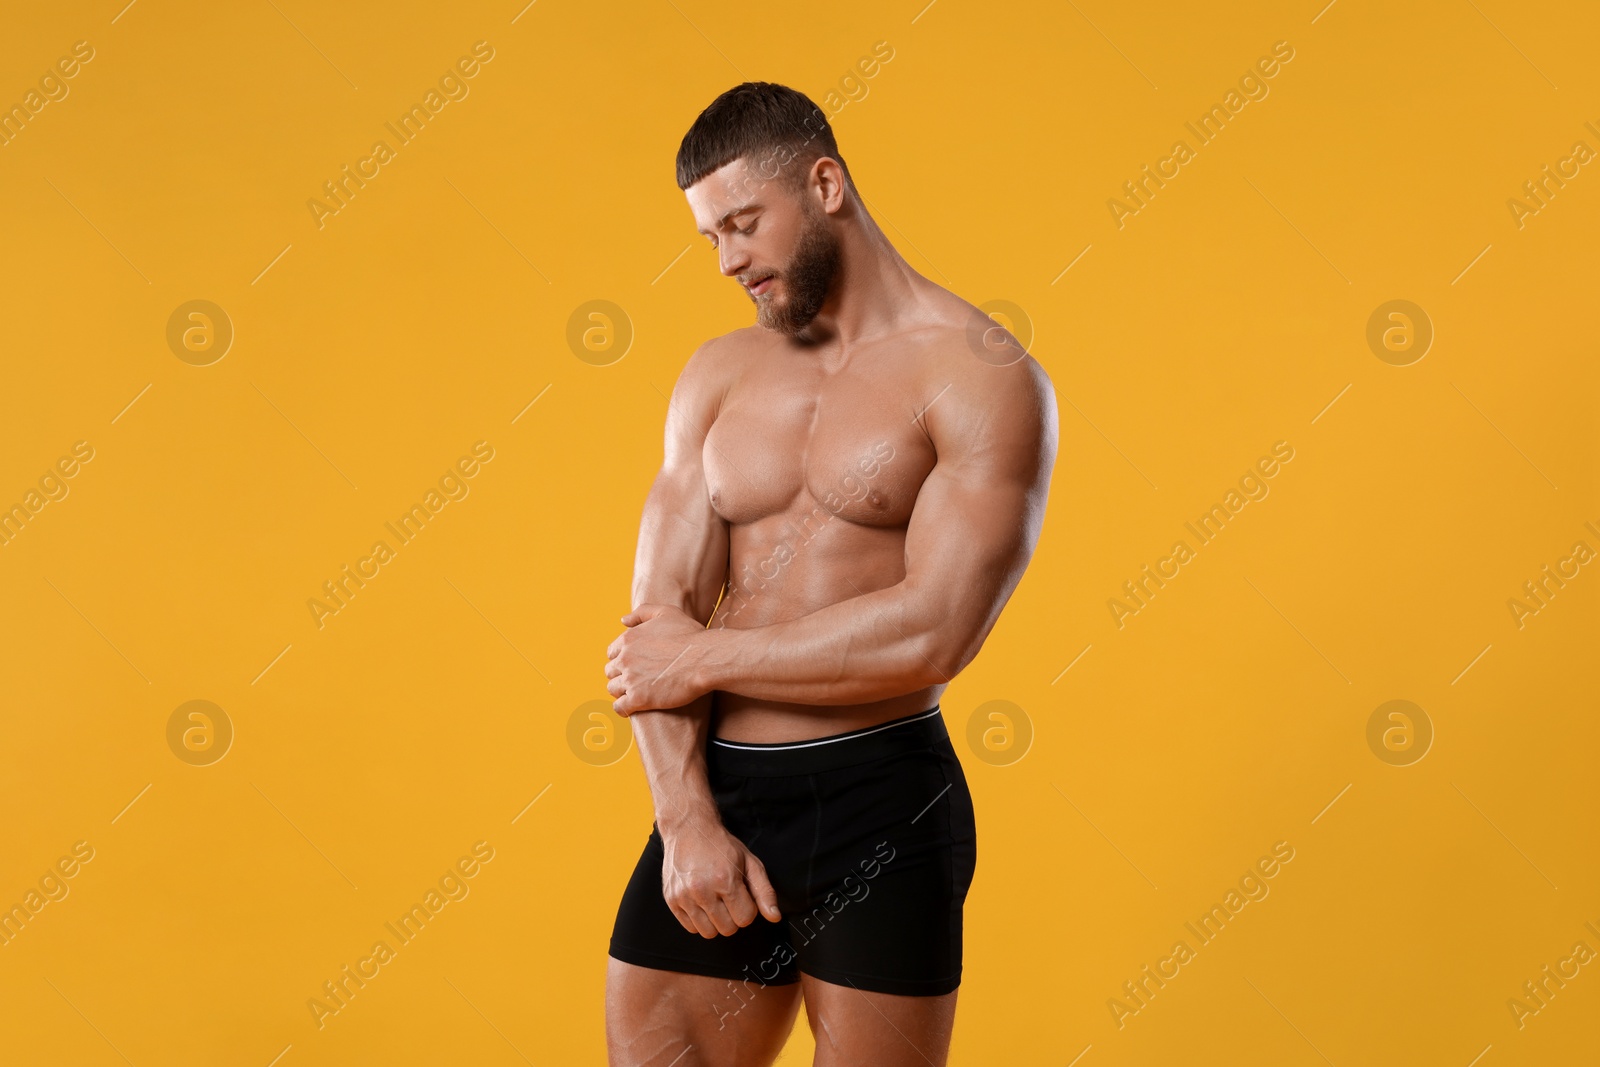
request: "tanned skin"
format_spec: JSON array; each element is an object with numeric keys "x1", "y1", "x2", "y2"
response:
[{"x1": 603, "y1": 152, "x2": 1058, "y2": 1067}]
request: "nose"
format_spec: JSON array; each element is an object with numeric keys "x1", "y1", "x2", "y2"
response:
[{"x1": 718, "y1": 242, "x2": 749, "y2": 279}]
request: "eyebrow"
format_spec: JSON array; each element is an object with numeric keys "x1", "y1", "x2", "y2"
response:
[{"x1": 697, "y1": 202, "x2": 759, "y2": 236}]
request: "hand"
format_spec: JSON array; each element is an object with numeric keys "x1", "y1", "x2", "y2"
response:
[
  {"x1": 661, "y1": 820, "x2": 782, "y2": 937},
  {"x1": 605, "y1": 603, "x2": 710, "y2": 714}
]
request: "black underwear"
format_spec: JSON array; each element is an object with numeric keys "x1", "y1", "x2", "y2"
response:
[{"x1": 608, "y1": 705, "x2": 976, "y2": 998}]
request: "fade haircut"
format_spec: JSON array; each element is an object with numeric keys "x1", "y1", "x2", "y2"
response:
[{"x1": 675, "y1": 82, "x2": 855, "y2": 196}]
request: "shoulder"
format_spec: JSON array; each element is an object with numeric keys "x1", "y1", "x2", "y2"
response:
[
  {"x1": 919, "y1": 300, "x2": 1058, "y2": 453},
  {"x1": 879, "y1": 297, "x2": 1060, "y2": 489},
  {"x1": 694, "y1": 324, "x2": 770, "y2": 364},
  {"x1": 669, "y1": 327, "x2": 745, "y2": 415},
  {"x1": 679, "y1": 325, "x2": 767, "y2": 394}
]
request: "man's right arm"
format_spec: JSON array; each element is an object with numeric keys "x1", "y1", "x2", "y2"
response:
[{"x1": 622, "y1": 340, "x2": 781, "y2": 937}]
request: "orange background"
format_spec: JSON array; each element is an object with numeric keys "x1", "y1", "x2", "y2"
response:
[{"x1": 1, "y1": 1, "x2": 1595, "y2": 1064}]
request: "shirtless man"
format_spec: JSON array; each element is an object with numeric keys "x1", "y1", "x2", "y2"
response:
[{"x1": 603, "y1": 82, "x2": 1058, "y2": 1067}]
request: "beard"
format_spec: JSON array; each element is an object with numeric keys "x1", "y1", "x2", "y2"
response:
[{"x1": 751, "y1": 202, "x2": 840, "y2": 337}]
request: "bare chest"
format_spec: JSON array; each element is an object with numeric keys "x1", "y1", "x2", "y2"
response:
[{"x1": 703, "y1": 367, "x2": 936, "y2": 529}]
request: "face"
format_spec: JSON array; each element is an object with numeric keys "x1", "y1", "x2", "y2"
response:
[{"x1": 687, "y1": 157, "x2": 841, "y2": 338}]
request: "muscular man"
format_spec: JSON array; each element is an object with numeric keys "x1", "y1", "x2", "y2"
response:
[{"x1": 603, "y1": 82, "x2": 1058, "y2": 1067}]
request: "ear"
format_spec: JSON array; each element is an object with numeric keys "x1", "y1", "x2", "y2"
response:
[{"x1": 811, "y1": 156, "x2": 848, "y2": 215}]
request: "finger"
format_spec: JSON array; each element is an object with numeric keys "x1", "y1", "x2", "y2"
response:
[
  {"x1": 700, "y1": 897, "x2": 741, "y2": 937},
  {"x1": 721, "y1": 879, "x2": 759, "y2": 928},
  {"x1": 604, "y1": 660, "x2": 621, "y2": 680},
  {"x1": 619, "y1": 689, "x2": 655, "y2": 713},
  {"x1": 667, "y1": 901, "x2": 710, "y2": 938},
  {"x1": 744, "y1": 856, "x2": 782, "y2": 922},
  {"x1": 606, "y1": 677, "x2": 625, "y2": 698},
  {"x1": 621, "y1": 613, "x2": 639, "y2": 626},
  {"x1": 683, "y1": 903, "x2": 720, "y2": 939}
]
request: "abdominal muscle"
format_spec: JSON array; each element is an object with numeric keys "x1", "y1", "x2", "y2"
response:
[{"x1": 704, "y1": 512, "x2": 945, "y2": 744}]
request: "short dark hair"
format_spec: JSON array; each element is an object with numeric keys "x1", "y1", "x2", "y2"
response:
[{"x1": 675, "y1": 82, "x2": 853, "y2": 194}]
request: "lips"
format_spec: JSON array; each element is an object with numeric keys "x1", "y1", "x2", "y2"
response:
[{"x1": 746, "y1": 275, "x2": 774, "y2": 295}]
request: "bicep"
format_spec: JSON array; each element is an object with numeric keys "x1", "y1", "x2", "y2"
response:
[
  {"x1": 631, "y1": 347, "x2": 731, "y2": 623},
  {"x1": 901, "y1": 362, "x2": 1058, "y2": 670}
]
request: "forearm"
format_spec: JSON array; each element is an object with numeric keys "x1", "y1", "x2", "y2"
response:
[
  {"x1": 693, "y1": 580, "x2": 962, "y2": 705},
  {"x1": 627, "y1": 568, "x2": 723, "y2": 830},
  {"x1": 628, "y1": 690, "x2": 720, "y2": 832}
]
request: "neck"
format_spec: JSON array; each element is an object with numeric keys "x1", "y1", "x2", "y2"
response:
[{"x1": 794, "y1": 193, "x2": 923, "y2": 348}]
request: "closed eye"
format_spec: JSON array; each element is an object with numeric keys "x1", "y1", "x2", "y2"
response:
[{"x1": 704, "y1": 217, "x2": 758, "y2": 246}]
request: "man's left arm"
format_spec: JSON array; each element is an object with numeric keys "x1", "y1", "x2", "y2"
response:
[{"x1": 607, "y1": 356, "x2": 1059, "y2": 713}]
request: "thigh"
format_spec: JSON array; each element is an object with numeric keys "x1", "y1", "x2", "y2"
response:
[
  {"x1": 606, "y1": 957, "x2": 803, "y2": 1067},
  {"x1": 799, "y1": 972, "x2": 958, "y2": 1067}
]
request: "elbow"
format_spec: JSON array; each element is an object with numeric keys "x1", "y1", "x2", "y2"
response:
[
  {"x1": 900, "y1": 588, "x2": 991, "y2": 686},
  {"x1": 914, "y1": 631, "x2": 972, "y2": 686}
]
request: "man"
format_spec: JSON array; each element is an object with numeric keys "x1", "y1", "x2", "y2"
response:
[{"x1": 603, "y1": 82, "x2": 1057, "y2": 1066}]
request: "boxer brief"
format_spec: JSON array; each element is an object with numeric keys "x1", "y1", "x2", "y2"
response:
[{"x1": 607, "y1": 704, "x2": 977, "y2": 996}]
